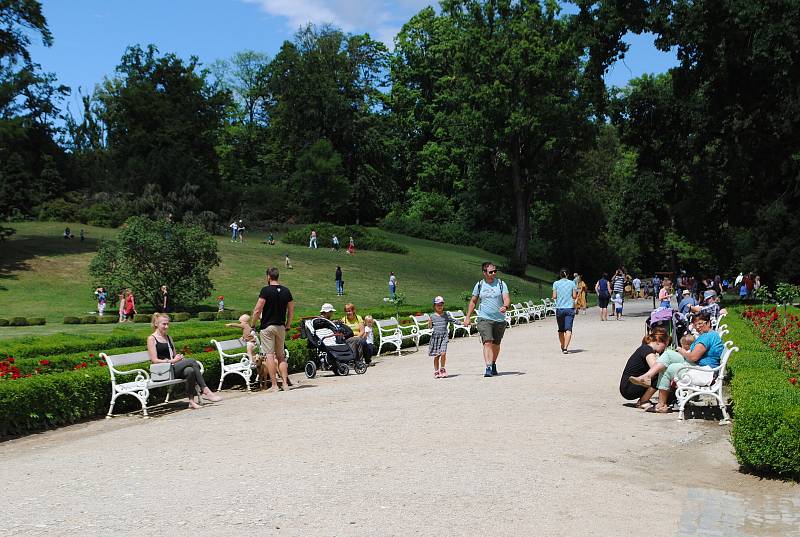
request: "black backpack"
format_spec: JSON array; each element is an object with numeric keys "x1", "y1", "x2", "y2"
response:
[{"x1": 476, "y1": 278, "x2": 505, "y2": 297}]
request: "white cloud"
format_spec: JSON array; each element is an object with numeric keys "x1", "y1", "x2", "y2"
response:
[{"x1": 244, "y1": 0, "x2": 433, "y2": 46}]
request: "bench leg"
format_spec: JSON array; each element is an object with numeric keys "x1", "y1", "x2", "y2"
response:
[
  {"x1": 107, "y1": 392, "x2": 119, "y2": 418},
  {"x1": 218, "y1": 371, "x2": 225, "y2": 391},
  {"x1": 164, "y1": 384, "x2": 173, "y2": 404}
]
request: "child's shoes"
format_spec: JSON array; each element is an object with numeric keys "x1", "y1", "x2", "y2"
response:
[
  {"x1": 434, "y1": 370, "x2": 441, "y2": 378},
  {"x1": 439, "y1": 368, "x2": 447, "y2": 378}
]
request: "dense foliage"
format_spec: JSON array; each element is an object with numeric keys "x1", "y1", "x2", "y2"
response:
[
  {"x1": 1, "y1": 1, "x2": 800, "y2": 283},
  {"x1": 283, "y1": 223, "x2": 408, "y2": 254}
]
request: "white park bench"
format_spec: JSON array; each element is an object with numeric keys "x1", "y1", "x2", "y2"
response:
[
  {"x1": 214, "y1": 336, "x2": 291, "y2": 391},
  {"x1": 541, "y1": 298, "x2": 556, "y2": 317},
  {"x1": 675, "y1": 344, "x2": 738, "y2": 425},
  {"x1": 103, "y1": 348, "x2": 207, "y2": 418},
  {"x1": 447, "y1": 310, "x2": 472, "y2": 338},
  {"x1": 525, "y1": 301, "x2": 545, "y2": 321},
  {"x1": 510, "y1": 303, "x2": 530, "y2": 324},
  {"x1": 408, "y1": 313, "x2": 433, "y2": 349},
  {"x1": 375, "y1": 317, "x2": 417, "y2": 355}
]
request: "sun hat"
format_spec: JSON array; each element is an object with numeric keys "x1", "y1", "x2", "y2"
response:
[
  {"x1": 433, "y1": 296, "x2": 445, "y2": 304},
  {"x1": 682, "y1": 289, "x2": 691, "y2": 295},
  {"x1": 703, "y1": 290, "x2": 716, "y2": 301},
  {"x1": 320, "y1": 303, "x2": 336, "y2": 313}
]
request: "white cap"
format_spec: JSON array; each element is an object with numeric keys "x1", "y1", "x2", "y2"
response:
[
  {"x1": 320, "y1": 303, "x2": 336, "y2": 313},
  {"x1": 433, "y1": 295, "x2": 444, "y2": 304}
]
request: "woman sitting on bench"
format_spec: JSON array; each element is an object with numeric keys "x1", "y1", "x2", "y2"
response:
[{"x1": 147, "y1": 313, "x2": 222, "y2": 409}]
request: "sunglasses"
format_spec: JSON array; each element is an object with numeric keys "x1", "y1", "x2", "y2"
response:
[{"x1": 485, "y1": 270, "x2": 497, "y2": 274}]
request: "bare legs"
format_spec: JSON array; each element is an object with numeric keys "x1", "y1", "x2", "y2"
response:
[
  {"x1": 482, "y1": 341, "x2": 500, "y2": 366},
  {"x1": 558, "y1": 330, "x2": 572, "y2": 352}
]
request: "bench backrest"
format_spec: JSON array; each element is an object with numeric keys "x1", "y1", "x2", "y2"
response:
[
  {"x1": 718, "y1": 346, "x2": 737, "y2": 382},
  {"x1": 376, "y1": 318, "x2": 400, "y2": 334},
  {"x1": 410, "y1": 314, "x2": 430, "y2": 327},
  {"x1": 448, "y1": 310, "x2": 466, "y2": 319}
]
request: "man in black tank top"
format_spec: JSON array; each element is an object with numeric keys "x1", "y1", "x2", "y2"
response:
[{"x1": 252, "y1": 267, "x2": 295, "y2": 391}]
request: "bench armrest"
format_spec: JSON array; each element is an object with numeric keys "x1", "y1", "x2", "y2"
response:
[{"x1": 112, "y1": 367, "x2": 149, "y2": 382}]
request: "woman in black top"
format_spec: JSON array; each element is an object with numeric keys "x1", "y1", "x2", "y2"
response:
[
  {"x1": 157, "y1": 285, "x2": 171, "y2": 313},
  {"x1": 619, "y1": 328, "x2": 670, "y2": 408},
  {"x1": 147, "y1": 313, "x2": 221, "y2": 409}
]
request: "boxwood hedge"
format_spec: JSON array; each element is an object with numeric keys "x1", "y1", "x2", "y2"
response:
[{"x1": 726, "y1": 309, "x2": 800, "y2": 479}]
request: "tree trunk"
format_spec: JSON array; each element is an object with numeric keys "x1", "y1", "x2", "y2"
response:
[{"x1": 509, "y1": 145, "x2": 531, "y2": 275}]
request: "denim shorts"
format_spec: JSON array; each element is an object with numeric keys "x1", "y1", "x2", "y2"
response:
[{"x1": 556, "y1": 308, "x2": 575, "y2": 333}]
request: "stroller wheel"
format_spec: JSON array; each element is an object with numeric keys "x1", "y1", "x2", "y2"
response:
[
  {"x1": 336, "y1": 363, "x2": 350, "y2": 376},
  {"x1": 354, "y1": 360, "x2": 367, "y2": 375},
  {"x1": 304, "y1": 361, "x2": 317, "y2": 379}
]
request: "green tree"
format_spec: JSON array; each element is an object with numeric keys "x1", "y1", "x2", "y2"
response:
[
  {"x1": 89, "y1": 216, "x2": 221, "y2": 309},
  {"x1": 291, "y1": 138, "x2": 352, "y2": 223}
]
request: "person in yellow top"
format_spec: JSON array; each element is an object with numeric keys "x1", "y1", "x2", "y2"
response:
[
  {"x1": 574, "y1": 273, "x2": 588, "y2": 314},
  {"x1": 341, "y1": 303, "x2": 370, "y2": 363}
]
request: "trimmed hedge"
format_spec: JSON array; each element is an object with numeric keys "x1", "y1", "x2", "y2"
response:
[
  {"x1": 9, "y1": 317, "x2": 28, "y2": 326},
  {"x1": 0, "y1": 319, "x2": 8, "y2": 326},
  {"x1": 27, "y1": 317, "x2": 46, "y2": 326},
  {"x1": 726, "y1": 309, "x2": 800, "y2": 479},
  {"x1": 133, "y1": 314, "x2": 151, "y2": 323},
  {"x1": 284, "y1": 223, "x2": 408, "y2": 254},
  {"x1": 198, "y1": 312, "x2": 216, "y2": 321},
  {"x1": 0, "y1": 338, "x2": 312, "y2": 437},
  {"x1": 171, "y1": 312, "x2": 191, "y2": 322},
  {"x1": 80, "y1": 315, "x2": 96, "y2": 324},
  {"x1": 96, "y1": 315, "x2": 117, "y2": 324}
]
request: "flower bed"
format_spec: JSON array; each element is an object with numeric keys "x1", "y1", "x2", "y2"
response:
[{"x1": 727, "y1": 307, "x2": 800, "y2": 479}]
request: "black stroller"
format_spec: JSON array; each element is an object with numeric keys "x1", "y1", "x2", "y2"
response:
[{"x1": 302, "y1": 317, "x2": 368, "y2": 378}]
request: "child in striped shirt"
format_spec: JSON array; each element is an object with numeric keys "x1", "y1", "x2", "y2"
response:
[{"x1": 428, "y1": 296, "x2": 456, "y2": 378}]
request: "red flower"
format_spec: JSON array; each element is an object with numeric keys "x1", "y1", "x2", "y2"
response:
[
  {"x1": 11, "y1": 372, "x2": 20, "y2": 379},
  {"x1": 39, "y1": 359, "x2": 50, "y2": 366},
  {"x1": 204, "y1": 347, "x2": 214, "y2": 353},
  {"x1": 790, "y1": 378, "x2": 797, "y2": 385},
  {"x1": 89, "y1": 353, "x2": 94, "y2": 358},
  {"x1": 291, "y1": 333, "x2": 301, "y2": 340},
  {"x1": 7, "y1": 357, "x2": 14, "y2": 363},
  {"x1": 98, "y1": 361, "x2": 107, "y2": 367},
  {"x1": 81, "y1": 362, "x2": 87, "y2": 368},
  {"x1": 35, "y1": 368, "x2": 41, "y2": 373}
]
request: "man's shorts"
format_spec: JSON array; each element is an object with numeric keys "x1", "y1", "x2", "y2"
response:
[
  {"x1": 556, "y1": 308, "x2": 575, "y2": 333},
  {"x1": 477, "y1": 319, "x2": 506, "y2": 344},
  {"x1": 598, "y1": 295, "x2": 610, "y2": 308},
  {"x1": 259, "y1": 324, "x2": 286, "y2": 356}
]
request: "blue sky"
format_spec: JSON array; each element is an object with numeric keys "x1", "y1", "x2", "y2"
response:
[{"x1": 30, "y1": 0, "x2": 677, "y2": 111}]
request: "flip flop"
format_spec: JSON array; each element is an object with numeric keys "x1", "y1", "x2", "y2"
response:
[
  {"x1": 645, "y1": 406, "x2": 672, "y2": 414},
  {"x1": 629, "y1": 376, "x2": 652, "y2": 388}
]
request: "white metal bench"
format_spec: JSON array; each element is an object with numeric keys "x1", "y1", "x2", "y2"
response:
[
  {"x1": 525, "y1": 301, "x2": 544, "y2": 321},
  {"x1": 541, "y1": 298, "x2": 556, "y2": 317},
  {"x1": 447, "y1": 310, "x2": 472, "y2": 337},
  {"x1": 409, "y1": 314, "x2": 433, "y2": 349},
  {"x1": 103, "y1": 349, "x2": 206, "y2": 418},
  {"x1": 375, "y1": 317, "x2": 416, "y2": 355},
  {"x1": 675, "y1": 345, "x2": 738, "y2": 425},
  {"x1": 213, "y1": 338, "x2": 255, "y2": 391}
]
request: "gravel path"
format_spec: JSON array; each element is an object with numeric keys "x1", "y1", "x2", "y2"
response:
[{"x1": 2, "y1": 300, "x2": 798, "y2": 536}]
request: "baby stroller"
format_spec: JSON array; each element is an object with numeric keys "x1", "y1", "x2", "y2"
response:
[{"x1": 302, "y1": 317, "x2": 367, "y2": 378}]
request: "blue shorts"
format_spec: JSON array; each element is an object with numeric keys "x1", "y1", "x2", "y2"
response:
[{"x1": 556, "y1": 308, "x2": 575, "y2": 333}]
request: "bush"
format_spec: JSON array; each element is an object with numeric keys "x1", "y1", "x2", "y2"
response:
[
  {"x1": 727, "y1": 310, "x2": 800, "y2": 478},
  {"x1": 9, "y1": 317, "x2": 28, "y2": 327},
  {"x1": 63, "y1": 316, "x2": 81, "y2": 325},
  {"x1": 81, "y1": 316, "x2": 97, "y2": 324},
  {"x1": 198, "y1": 312, "x2": 216, "y2": 321},
  {"x1": 133, "y1": 314, "x2": 151, "y2": 323},
  {"x1": 216, "y1": 310, "x2": 237, "y2": 320},
  {"x1": 0, "y1": 319, "x2": 8, "y2": 327},
  {"x1": 96, "y1": 316, "x2": 117, "y2": 324},
  {"x1": 27, "y1": 318, "x2": 46, "y2": 326},
  {"x1": 284, "y1": 223, "x2": 408, "y2": 254},
  {"x1": 171, "y1": 312, "x2": 191, "y2": 322}
]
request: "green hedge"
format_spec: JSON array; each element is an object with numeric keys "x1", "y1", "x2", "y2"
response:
[
  {"x1": 0, "y1": 319, "x2": 8, "y2": 326},
  {"x1": 81, "y1": 315, "x2": 97, "y2": 324},
  {"x1": 9, "y1": 317, "x2": 28, "y2": 326},
  {"x1": 96, "y1": 316, "x2": 118, "y2": 324},
  {"x1": 727, "y1": 309, "x2": 800, "y2": 479},
  {"x1": 284, "y1": 223, "x2": 408, "y2": 254},
  {"x1": 133, "y1": 314, "x2": 151, "y2": 323},
  {"x1": 63, "y1": 316, "x2": 81, "y2": 324},
  {"x1": 171, "y1": 312, "x2": 191, "y2": 322},
  {"x1": 27, "y1": 317, "x2": 46, "y2": 326},
  {"x1": 216, "y1": 309, "x2": 237, "y2": 320},
  {"x1": 0, "y1": 338, "x2": 312, "y2": 437},
  {"x1": 198, "y1": 312, "x2": 216, "y2": 321}
]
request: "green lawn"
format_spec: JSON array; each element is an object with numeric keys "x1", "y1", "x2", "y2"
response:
[{"x1": 0, "y1": 221, "x2": 557, "y2": 339}]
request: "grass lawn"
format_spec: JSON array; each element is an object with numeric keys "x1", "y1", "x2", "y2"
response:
[{"x1": 0, "y1": 221, "x2": 558, "y2": 339}]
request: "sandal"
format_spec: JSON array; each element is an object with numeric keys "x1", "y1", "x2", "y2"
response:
[
  {"x1": 629, "y1": 376, "x2": 652, "y2": 388},
  {"x1": 645, "y1": 405, "x2": 672, "y2": 414}
]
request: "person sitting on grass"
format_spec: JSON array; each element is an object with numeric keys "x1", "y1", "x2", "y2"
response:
[
  {"x1": 619, "y1": 328, "x2": 670, "y2": 409},
  {"x1": 147, "y1": 313, "x2": 221, "y2": 409},
  {"x1": 629, "y1": 312, "x2": 723, "y2": 413}
]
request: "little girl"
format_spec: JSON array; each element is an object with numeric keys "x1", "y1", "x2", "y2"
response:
[
  {"x1": 658, "y1": 279, "x2": 672, "y2": 308},
  {"x1": 226, "y1": 314, "x2": 270, "y2": 388},
  {"x1": 363, "y1": 315, "x2": 375, "y2": 361},
  {"x1": 428, "y1": 296, "x2": 456, "y2": 378}
]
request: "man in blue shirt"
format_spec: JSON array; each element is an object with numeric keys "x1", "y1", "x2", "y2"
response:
[
  {"x1": 677, "y1": 289, "x2": 697, "y2": 314},
  {"x1": 465, "y1": 261, "x2": 510, "y2": 377},
  {"x1": 553, "y1": 269, "x2": 578, "y2": 354}
]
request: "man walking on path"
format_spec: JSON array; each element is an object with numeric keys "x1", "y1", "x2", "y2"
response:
[
  {"x1": 553, "y1": 269, "x2": 578, "y2": 354},
  {"x1": 464, "y1": 262, "x2": 510, "y2": 377},
  {"x1": 252, "y1": 267, "x2": 295, "y2": 391}
]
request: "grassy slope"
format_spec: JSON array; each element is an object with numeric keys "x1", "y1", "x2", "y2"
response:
[{"x1": 0, "y1": 221, "x2": 557, "y2": 338}]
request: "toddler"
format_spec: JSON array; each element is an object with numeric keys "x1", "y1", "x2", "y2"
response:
[
  {"x1": 285, "y1": 253, "x2": 293, "y2": 269},
  {"x1": 612, "y1": 292, "x2": 624, "y2": 320},
  {"x1": 217, "y1": 295, "x2": 225, "y2": 312},
  {"x1": 680, "y1": 333, "x2": 695, "y2": 351},
  {"x1": 226, "y1": 314, "x2": 269, "y2": 388},
  {"x1": 428, "y1": 296, "x2": 456, "y2": 378}
]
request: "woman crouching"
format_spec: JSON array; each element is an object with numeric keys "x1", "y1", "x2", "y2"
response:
[
  {"x1": 619, "y1": 328, "x2": 670, "y2": 408},
  {"x1": 147, "y1": 313, "x2": 222, "y2": 409}
]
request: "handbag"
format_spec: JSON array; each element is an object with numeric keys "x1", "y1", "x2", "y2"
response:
[{"x1": 150, "y1": 362, "x2": 173, "y2": 382}]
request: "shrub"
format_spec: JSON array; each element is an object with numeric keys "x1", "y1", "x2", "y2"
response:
[
  {"x1": 96, "y1": 316, "x2": 117, "y2": 324},
  {"x1": 63, "y1": 316, "x2": 81, "y2": 325},
  {"x1": 27, "y1": 318, "x2": 46, "y2": 326},
  {"x1": 216, "y1": 310, "x2": 237, "y2": 320},
  {"x1": 171, "y1": 312, "x2": 191, "y2": 322},
  {"x1": 727, "y1": 309, "x2": 800, "y2": 478},
  {"x1": 81, "y1": 316, "x2": 97, "y2": 324},
  {"x1": 284, "y1": 223, "x2": 408, "y2": 254},
  {"x1": 9, "y1": 317, "x2": 28, "y2": 327},
  {"x1": 133, "y1": 314, "x2": 151, "y2": 323},
  {"x1": 198, "y1": 312, "x2": 216, "y2": 321},
  {"x1": 0, "y1": 319, "x2": 8, "y2": 327}
]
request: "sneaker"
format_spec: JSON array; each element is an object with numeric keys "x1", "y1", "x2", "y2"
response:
[
  {"x1": 562, "y1": 349, "x2": 569, "y2": 355},
  {"x1": 434, "y1": 370, "x2": 441, "y2": 378},
  {"x1": 491, "y1": 363, "x2": 498, "y2": 376},
  {"x1": 484, "y1": 366, "x2": 493, "y2": 377},
  {"x1": 439, "y1": 368, "x2": 447, "y2": 378}
]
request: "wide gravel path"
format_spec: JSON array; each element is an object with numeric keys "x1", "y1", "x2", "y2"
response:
[{"x1": 2, "y1": 300, "x2": 798, "y2": 536}]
